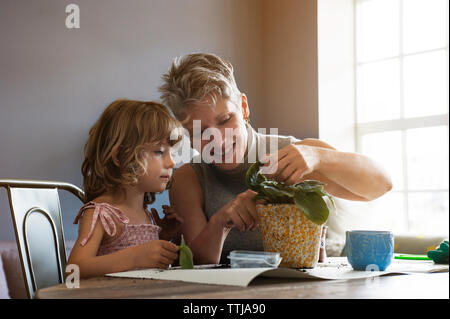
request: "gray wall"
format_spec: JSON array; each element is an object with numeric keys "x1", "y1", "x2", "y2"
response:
[
  {"x1": 0, "y1": 0, "x2": 319, "y2": 241},
  {"x1": 0, "y1": 0, "x2": 264, "y2": 240}
]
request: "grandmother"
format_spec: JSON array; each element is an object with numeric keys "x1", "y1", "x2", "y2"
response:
[{"x1": 159, "y1": 53, "x2": 392, "y2": 264}]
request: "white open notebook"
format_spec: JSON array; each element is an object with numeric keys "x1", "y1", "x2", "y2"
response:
[{"x1": 106, "y1": 257, "x2": 448, "y2": 287}]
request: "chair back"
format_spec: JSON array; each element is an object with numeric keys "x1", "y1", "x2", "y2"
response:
[{"x1": 0, "y1": 179, "x2": 84, "y2": 298}]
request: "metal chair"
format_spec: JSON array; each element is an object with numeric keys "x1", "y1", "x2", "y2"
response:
[{"x1": 0, "y1": 179, "x2": 84, "y2": 298}]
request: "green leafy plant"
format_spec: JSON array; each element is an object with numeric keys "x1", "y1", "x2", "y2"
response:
[{"x1": 246, "y1": 161, "x2": 335, "y2": 225}]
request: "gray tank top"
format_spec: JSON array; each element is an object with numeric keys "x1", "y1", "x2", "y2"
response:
[{"x1": 190, "y1": 124, "x2": 300, "y2": 264}]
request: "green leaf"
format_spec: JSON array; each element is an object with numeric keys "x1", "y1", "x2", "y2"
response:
[
  {"x1": 295, "y1": 180, "x2": 326, "y2": 192},
  {"x1": 246, "y1": 161, "x2": 267, "y2": 191},
  {"x1": 245, "y1": 161, "x2": 333, "y2": 224},
  {"x1": 260, "y1": 182, "x2": 294, "y2": 198},
  {"x1": 293, "y1": 191, "x2": 329, "y2": 225},
  {"x1": 179, "y1": 234, "x2": 194, "y2": 269}
]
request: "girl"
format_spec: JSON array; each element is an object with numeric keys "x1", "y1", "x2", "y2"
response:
[{"x1": 67, "y1": 99, "x2": 183, "y2": 279}]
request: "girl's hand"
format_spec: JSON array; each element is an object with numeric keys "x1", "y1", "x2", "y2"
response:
[
  {"x1": 151, "y1": 206, "x2": 183, "y2": 241},
  {"x1": 261, "y1": 144, "x2": 320, "y2": 185},
  {"x1": 212, "y1": 189, "x2": 260, "y2": 232},
  {"x1": 134, "y1": 240, "x2": 179, "y2": 269}
]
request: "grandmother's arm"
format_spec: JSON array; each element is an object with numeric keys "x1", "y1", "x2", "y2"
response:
[
  {"x1": 169, "y1": 164, "x2": 229, "y2": 264},
  {"x1": 294, "y1": 138, "x2": 392, "y2": 201},
  {"x1": 263, "y1": 138, "x2": 392, "y2": 201}
]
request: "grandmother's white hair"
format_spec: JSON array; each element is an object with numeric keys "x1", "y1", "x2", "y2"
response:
[{"x1": 159, "y1": 53, "x2": 242, "y2": 120}]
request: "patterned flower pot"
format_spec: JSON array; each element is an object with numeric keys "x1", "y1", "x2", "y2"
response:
[{"x1": 256, "y1": 203, "x2": 323, "y2": 268}]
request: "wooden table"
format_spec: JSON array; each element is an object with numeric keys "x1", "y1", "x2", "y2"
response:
[{"x1": 36, "y1": 272, "x2": 448, "y2": 299}]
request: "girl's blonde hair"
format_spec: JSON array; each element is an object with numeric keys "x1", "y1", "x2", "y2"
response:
[
  {"x1": 159, "y1": 53, "x2": 242, "y2": 120},
  {"x1": 81, "y1": 99, "x2": 182, "y2": 205}
]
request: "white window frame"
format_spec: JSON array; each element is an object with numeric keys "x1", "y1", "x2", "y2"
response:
[{"x1": 354, "y1": 0, "x2": 449, "y2": 232}]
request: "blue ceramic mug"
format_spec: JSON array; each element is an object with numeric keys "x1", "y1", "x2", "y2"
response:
[{"x1": 346, "y1": 230, "x2": 394, "y2": 271}]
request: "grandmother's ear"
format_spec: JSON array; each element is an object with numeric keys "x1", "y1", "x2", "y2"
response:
[
  {"x1": 240, "y1": 93, "x2": 250, "y2": 122},
  {"x1": 111, "y1": 145, "x2": 121, "y2": 167}
]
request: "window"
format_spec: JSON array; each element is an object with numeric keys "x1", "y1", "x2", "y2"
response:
[{"x1": 355, "y1": 0, "x2": 449, "y2": 235}]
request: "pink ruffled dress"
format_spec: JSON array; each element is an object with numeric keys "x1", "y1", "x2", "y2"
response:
[{"x1": 73, "y1": 201, "x2": 161, "y2": 256}]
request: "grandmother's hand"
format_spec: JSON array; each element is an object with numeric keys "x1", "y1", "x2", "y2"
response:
[
  {"x1": 260, "y1": 143, "x2": 320, "y2": 185},
  {"x1": 213, "y1": 189, "x2": 261, "y2": 232}
]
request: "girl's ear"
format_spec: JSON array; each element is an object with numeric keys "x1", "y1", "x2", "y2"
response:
[
  {"x1": 111, "y1": 145, "x2": 121, "y2": 167},
  {"x1": 240, "y1": 93, "x2": 250, "y2": 122}
]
